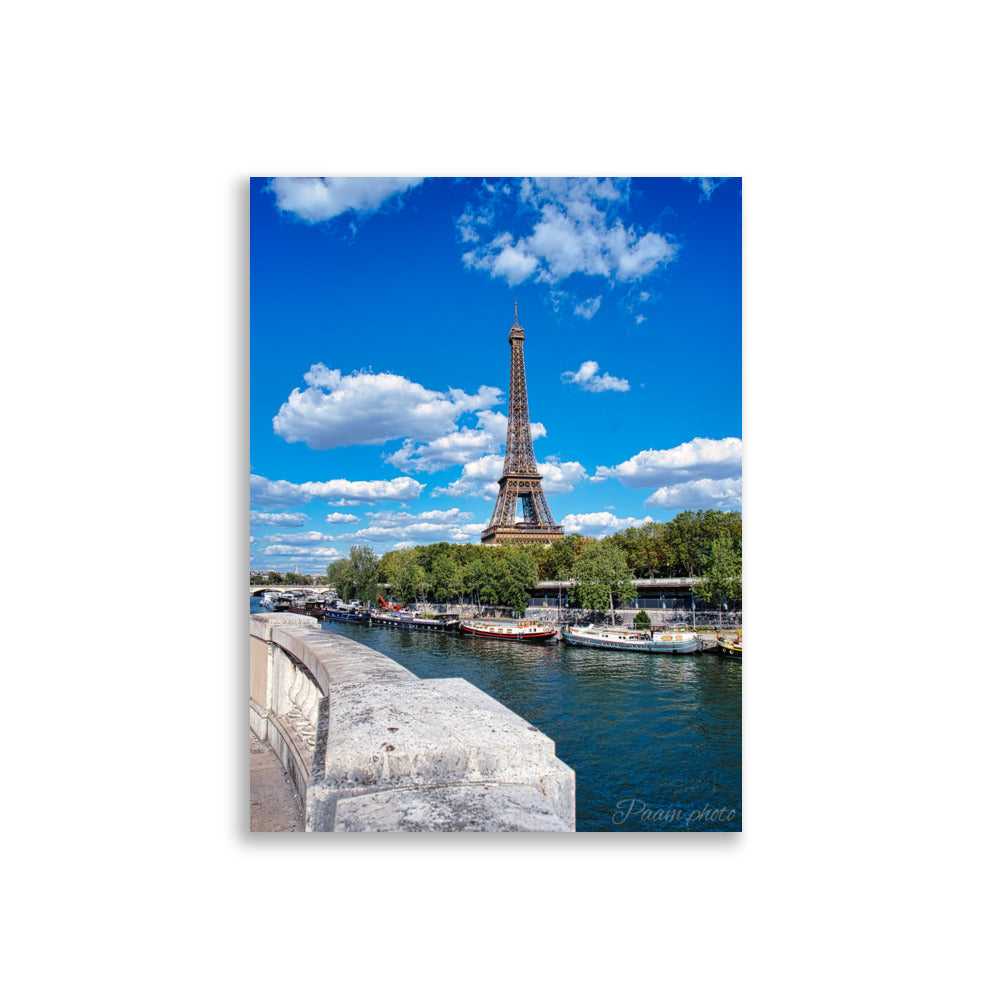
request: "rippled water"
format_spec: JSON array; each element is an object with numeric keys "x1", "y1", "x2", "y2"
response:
[{"x1": 253, "y1": 601, "x2": 742, "y2": 832}]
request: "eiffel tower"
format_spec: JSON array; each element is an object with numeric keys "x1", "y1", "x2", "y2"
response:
[{"x1": 481, "y1": 305, "x2": 564, "y2": 546}]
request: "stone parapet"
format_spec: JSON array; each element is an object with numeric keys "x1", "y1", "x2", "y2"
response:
[{"x1": 250, "y1": 613, "x2": 575, "y2": 833}]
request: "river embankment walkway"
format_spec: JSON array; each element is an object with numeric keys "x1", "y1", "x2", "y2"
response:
[{"x1": 250, "y1": 730, "x2": 303, "y2": 832}]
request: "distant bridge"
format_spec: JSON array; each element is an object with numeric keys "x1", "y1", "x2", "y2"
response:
[{"x1": 250, "y1": 585, "x2": 332, "y2": 598}]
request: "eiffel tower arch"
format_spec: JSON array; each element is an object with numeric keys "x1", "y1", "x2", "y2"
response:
[{"x1": 481, "y1": 306, "x2": 565, "y2": 547}]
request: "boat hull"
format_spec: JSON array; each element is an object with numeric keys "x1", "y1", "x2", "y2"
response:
[
  {"x1": 459, "y1": 620, "x2": 558, "y2": 642},
  {"x1": 369, "y1": 612, "x2": 459, "y2": 631},
  {"x1": 326, "y1": 609, "x2": 371, "y2": 623},
  {"x1": 714, "y1": 639, "x2": 742, "y2": 658}
]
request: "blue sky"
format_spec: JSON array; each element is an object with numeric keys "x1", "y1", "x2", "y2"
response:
[{"x1": 250, "y1": 177, "x2": 742, "y2": 575}]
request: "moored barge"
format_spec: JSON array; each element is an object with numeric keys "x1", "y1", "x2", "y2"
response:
[
  {"x1": 459, "y1": 618, "x2": 559, "y2": 642},
  {"x1": 368, "y1": 610, "x2": 460, "y2": 632}
]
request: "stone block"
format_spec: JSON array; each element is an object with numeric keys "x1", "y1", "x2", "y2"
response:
[
  {"x1": 306, "y1": 677, "x2": 575, "y2": 831},
  {"x1": 331, "y1": 784, "x2": 574, "y2": 833},
  {"x1": 270, "y1": 625, "x2": 415, "y2": 695},
  {"x1": 250, "y1": 613, "x2": 316, "y2": 642}
]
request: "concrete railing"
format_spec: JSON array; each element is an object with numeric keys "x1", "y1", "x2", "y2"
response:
[{"x1": 250, "y1": 613, "x2": 575, "y2": 832}]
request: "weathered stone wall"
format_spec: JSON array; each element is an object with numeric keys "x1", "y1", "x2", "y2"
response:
[{"x1": 250, "y1": 613, "x2": 575, "y2": 833}]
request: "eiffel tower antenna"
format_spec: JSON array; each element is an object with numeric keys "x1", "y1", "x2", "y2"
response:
[{"x1": 481, "y1": 308, "x2": 564, "y2": 546}]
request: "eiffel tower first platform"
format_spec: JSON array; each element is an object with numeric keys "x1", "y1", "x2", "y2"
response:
[{"x1": 481, "y1": 306, "x2": 565, "y2": 547}]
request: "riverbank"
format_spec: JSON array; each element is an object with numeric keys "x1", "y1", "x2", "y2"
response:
[{"x1": 411, "y1": 602, "x2": 742, "y2": 631}]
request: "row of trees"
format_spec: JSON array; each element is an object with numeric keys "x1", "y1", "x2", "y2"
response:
[{"x1": 319, "y1": 510, "x2": 741, "y2": 617}]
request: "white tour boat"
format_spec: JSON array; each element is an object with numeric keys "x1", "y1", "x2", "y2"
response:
[{"x1": 561, "y1": 623, "x2": 700, "y2": 654}]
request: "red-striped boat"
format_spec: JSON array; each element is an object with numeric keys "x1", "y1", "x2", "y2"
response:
[{"x1": 459, "y1": 617, "x2": 558, "y2": 642}]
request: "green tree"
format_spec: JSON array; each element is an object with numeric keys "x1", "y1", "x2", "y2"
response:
[
  {"x1": 398, "y1": 558, "x2": 426, "y2": 604},
  {"x1": 497, "y1": 548, "x2": 539, "y2": 617},
  {"x1": 615, "y1": 524, "x2": 658, "y2": 578},
  {"x1": 693, "y1": 535, "x2": 742, "y2": 607},
  {"x1": 349, "y1": 545, "x2": 380, "y2": 605},
  {"x1": 665, "y1": 510, "x2": 705, "y2": 577},
  {"x1": 467, "y1": 548, "x2": 502, "y2": 609},
  {"x1": 538, "y1": 537, "x2": 576, "y2": 581},
  {"x1": 380, "y1": 547, "x2": 425, "y2": 604},
  {"x1": 266, "y1": 570, "x2": 283, "y2": 585},
  {"x1": 429, "y1": 550, "x2": 465, "y2": 604},
  {"x1": 663, "y1": 510, "x2": 742, "y2": 577},
  {"x1": 571, "y1": 540, "x2": 637, "y2": 624},
  {"x1": 326, "y1": 558, "x2": 353, "y2": 601}
]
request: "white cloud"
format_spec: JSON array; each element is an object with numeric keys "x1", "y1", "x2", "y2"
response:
[
  {"x1": 561, "y1": 360, "x2": 630, "y2": 393},
  {"x1": 594, "y1": 437, "x2": 742, "y2": 487},
  {"x1": 685, "y1": 177, "x2": 729, "y2": 202},
  {"x1": 462, "y1": 232, "x2": 538, "y2": 285},
  {"x1": 264, "y1": 531, "x2": 339, "y2": 545},
  {"x1": 645, "y1": 477, "x2": 742, "y2": 512},
  {"x1": 328, "y1": 508, "x2": 485, "y2": 547},
  {"x1": 250, "y1": 511, "x2": 307, "y2": 526},
  {"x1": 325, "y1": 512, "x2": 362, "y2": 525},
  {"x1": 431, "y1": 454, "x2": 587, "y2": 500},
  {"x1": 536, "y1": 459, "x2": 589, "y2": 495},
  {"x1": 333, "y1": 521, "x2": 487, "y2": 546},
  {"x1": 431, "y1": 453, "x2": 505, "y2": 499},
  {"x1": 574, "y1": 296, "x2": 602, "y2": 319},
  {"x1": 250, "y1": 473, "x2": 424, "y2": 509},
  {"x1": 386, "y1": 410, "x2": 545, "y2": 473},
  {"x1": 272, "y1": 364, "x2": 502, "y2": 449},
  {"x1": 367, "y1": 508, "x2": 474, "y2": 527},
  {"x1": 300, "y1": 476, "x2": 425, "y2": 503},
  {"x1": 460, "y1": 177, "x2": 678, "y2": 286},
  {"x1": 267, "y1": 177, "x2": 424, "y2": 223},
  {"x1": 562, "y1": 512, "x2": 654, "y2": 537},
  {"x1": 261, "y1": 544, "x2": 343, "y2": 557},
  {"x1": 250, "y1": 475, "x2": 314, "y2": 508}
]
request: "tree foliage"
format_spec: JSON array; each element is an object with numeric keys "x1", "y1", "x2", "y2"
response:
[
  {"x1": 693, "y1": 535, "x2": 742, "y2": 607},
  {"x1": 571, "y1": 540, "x2": 637, "y2": 623},
  {"x1": 349, "y1": 545, "x2": 380, "y2": 605},
  {"x1": 428, "y1": 550, "x2": 465, "y2": 604},
  {"x1": 324, "y1": 545, "x2": 380, "y2": 603},
  {"x1": 310, "y1": 510, "x2": 743, "y2": 611},
  {"x1": 326, "y1": 558, "x2": 354, "y2": 600},
  {"x1": 379, "y1": 547, "x2": 427, "y2": 604}
]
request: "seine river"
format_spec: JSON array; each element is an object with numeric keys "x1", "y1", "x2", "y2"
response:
[{"x1": 252, "y1": 599, "x2": 742, "y2": 832}]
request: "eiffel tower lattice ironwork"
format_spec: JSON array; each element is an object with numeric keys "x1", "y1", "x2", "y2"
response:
[{"x1": 481, "y1": 305, "x2": 565, "y2": 546}]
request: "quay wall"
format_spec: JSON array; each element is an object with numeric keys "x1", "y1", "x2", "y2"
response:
[{"x1": 250, "y1": 613, "x2": 575, "y2": 832}]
